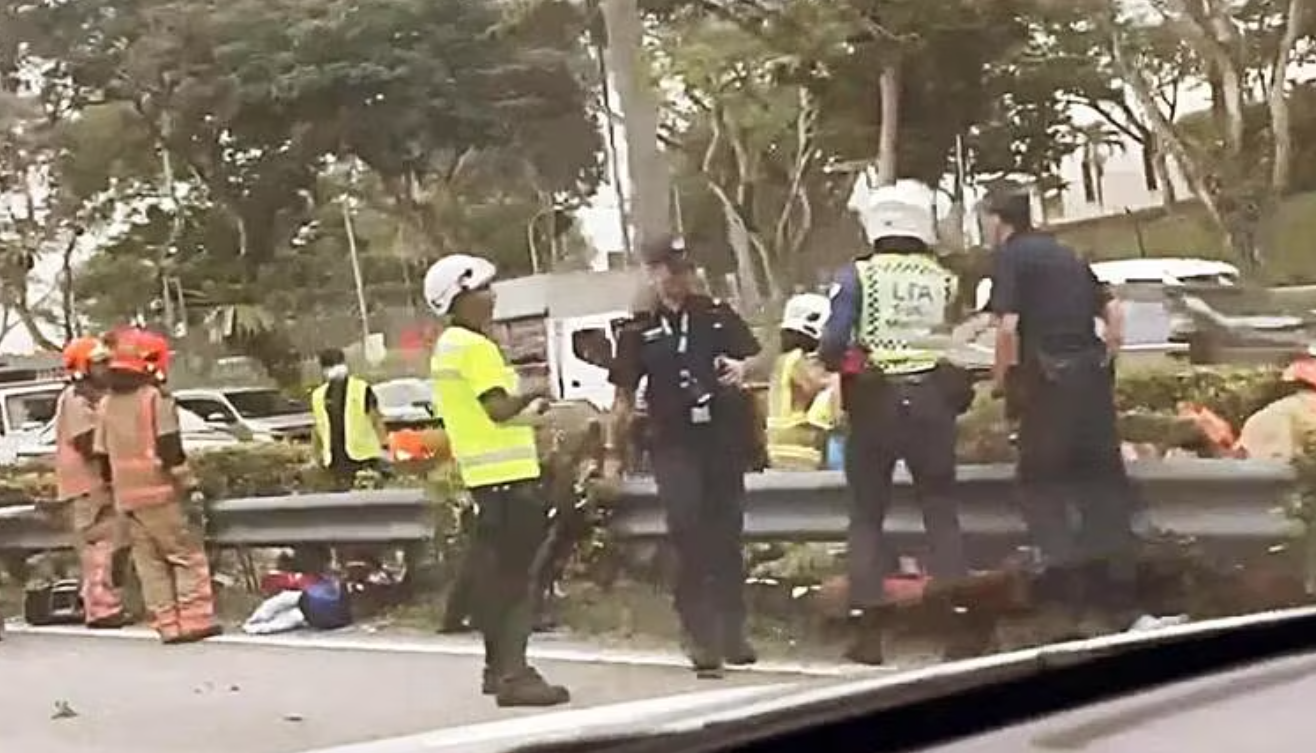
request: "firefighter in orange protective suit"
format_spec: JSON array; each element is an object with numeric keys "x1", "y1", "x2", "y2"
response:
[
  {"x1": 1233, "y1": 357, "x2": 1316, "y2": 461},
  {"x1": 55, "y1": 335, "x2": 131, "y2": 628},
  {"x1": 94, "y1": 327, "x2": 221, "y2": 644}
]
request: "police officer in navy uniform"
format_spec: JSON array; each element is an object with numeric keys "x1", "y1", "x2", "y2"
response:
[
  {"x1": 603, "y1": 236, "x2": 761, "y2": 677},
  {"x1": 983, "y1": 191, "x2": 1140, "y2": 634},
  {"x1": 819, "y1": 184, "x2": 984, "y2": 665}
]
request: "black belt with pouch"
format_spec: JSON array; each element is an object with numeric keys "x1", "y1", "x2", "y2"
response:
[
  {"x1": 1033, "y1": 347, "x2": 1110, "y2": 385},
  {"x1": 848, "y1": 361, "x2": 975, "y2": 416}
]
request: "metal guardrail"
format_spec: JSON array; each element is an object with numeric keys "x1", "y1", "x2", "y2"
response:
[{"x1": 0, "y1": 459, "x2": 1300, "y2": 555}]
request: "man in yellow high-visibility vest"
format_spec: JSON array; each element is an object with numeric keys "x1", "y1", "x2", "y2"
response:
[
  {"x1": 310, "y1": 348, "x2": 388, "y2": 490},
  {"x1": 425, "y1": 253, "x2": 569, "y2": 708}
]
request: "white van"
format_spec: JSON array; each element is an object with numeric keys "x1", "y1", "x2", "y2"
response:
[
  {"x1": 0, "y1": 381, "x2": 68, "y2": 436},
  {"x1": 491, "y1": 270, "x2": 637, "y2": 411}
]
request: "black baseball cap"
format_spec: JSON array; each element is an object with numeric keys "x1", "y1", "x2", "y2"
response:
[{"x1": 639, "y1": 235, "x2": 694, "y2": 270}]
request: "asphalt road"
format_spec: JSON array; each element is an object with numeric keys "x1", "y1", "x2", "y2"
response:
[{"x1": 0, "y1": 631, "x2": 815, "y2": 753}]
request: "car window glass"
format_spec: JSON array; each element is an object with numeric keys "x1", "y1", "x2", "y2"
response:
[
  {"x1": 224, "y1": 389, "x2": 307, "y2": 417},
  {"x1": 179, "y1": 399, "x2": 235, "y2": 422}
]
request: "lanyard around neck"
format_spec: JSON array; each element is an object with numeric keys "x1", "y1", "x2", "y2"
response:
[{"x1": 659, "y1": 310, "x2": 690, "y2": 355}]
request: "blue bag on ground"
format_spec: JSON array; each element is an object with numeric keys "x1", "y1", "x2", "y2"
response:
[{"x1": 298, "y1": 577, "x2": 353, "y2": 630}]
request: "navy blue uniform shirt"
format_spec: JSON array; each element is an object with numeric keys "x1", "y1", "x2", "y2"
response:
[{"x1": 987, "y1": 232, "x2": 1111, "y2": 355}]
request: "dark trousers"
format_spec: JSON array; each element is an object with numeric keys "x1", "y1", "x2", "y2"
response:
[
  {"x1": 651, "y1": 438, "x2": 747, "y2": 652},
  {"x1": 466, "y1": 480, "x2": 550, "y2": 676},
  {"x1": 444, "y1": 504, "x2": 562, "y2": 630},
  {"x1": 1015, "y1": 355, "x2": 1139, "y2": 612},
  {"x1": 843, "y1": 373, "x2": 968, "y2": 609}
]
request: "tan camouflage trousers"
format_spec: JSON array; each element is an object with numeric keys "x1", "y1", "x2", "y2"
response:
[
  {"x1": 124, "y1": 502, "x2": 217, "y2": 641},
  {"x1": 71, "y1": 492, "x2": 126, "y2": 625}
]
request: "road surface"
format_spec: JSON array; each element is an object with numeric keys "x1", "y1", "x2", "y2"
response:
[{"x1": 0, "y1": 628, "x2": 835, "y2": 753}]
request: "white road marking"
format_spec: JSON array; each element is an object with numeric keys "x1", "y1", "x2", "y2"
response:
[
  {"x1": 291, "y1": 683, "x2": 796, "y2": 753},
  {"x1": 2, "y1": 620, "x2": 878, "y2": 677}
]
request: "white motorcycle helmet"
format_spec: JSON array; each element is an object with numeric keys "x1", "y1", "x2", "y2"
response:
[
  {"x1": 781, "y1": 292, "x2": 831, "y2": 340},
  {"x1": 423, "y1": 254, "x2": 497, "y2": 317}
]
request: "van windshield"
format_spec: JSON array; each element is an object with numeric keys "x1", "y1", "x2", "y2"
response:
[{"x1": 5, "y1": 388, "x2": 62, "y2": 433}]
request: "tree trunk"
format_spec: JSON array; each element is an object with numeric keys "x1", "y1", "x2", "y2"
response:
[
  {"x1": 707, "y1": 180, "x2": 764, "y2": 312},
  {"x1": 1155, "y1": 148, "x2": 1177, "y2": 207},
  {"x1": 874, "y1": 61, "x2": 901, "y2": 186},
  {"x1": 1268, "y1": 0, "x2": 1306, "y2": 194},
  {"x1": 1110, "y1": 37, "x2": 1228, "y2": 243},
  {"x1": 600, "y1": 0, "x2": 671, "y2": 252}
]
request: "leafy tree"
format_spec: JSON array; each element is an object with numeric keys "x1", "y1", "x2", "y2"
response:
[
  {"x1": 1, "y1": 0, "x2": 603, "y2": 376},
  {"x1": 1096, "y1": 0, "x2": 1312, "y2": 269}
]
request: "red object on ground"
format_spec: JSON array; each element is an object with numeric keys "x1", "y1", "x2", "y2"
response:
[
  {"x1": 883, "y1": 574, "x2": 930, "y2": 603},
  {"x1": 259, "y1": 571, "x2": 321, "y2": 598}
]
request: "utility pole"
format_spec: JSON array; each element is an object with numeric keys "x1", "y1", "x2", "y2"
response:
[
  {"x1": 340, "y1": 196, "x2": 371, "y2": 348},
  {"x1": 599, "y1": 0, "x2": 672, "y2": 253}
]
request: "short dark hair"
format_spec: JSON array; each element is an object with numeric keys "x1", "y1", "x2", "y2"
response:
[
  {"x1": 872, "y1": 236, "x2": 929, "y2": 255},
  {"x1": 318, "y1": 348, "x2": 346, "y2": 369},
  {"x1": 639, "y1": 235, "x2": 694, "y2": 270},
  {"x1": 984, "y1": 191, "x2": 1033, "y2": 232}
]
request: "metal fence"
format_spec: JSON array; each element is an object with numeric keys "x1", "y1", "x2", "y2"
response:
[{"x1": 0, "y1": 459, "x2": 1300, "y2": 557}]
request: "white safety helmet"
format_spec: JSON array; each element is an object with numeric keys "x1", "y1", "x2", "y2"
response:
[
  {"x1": 781, "y1": 293, "x2": 831, "y2": 340},
  {"x1": 849, "y1": 181, "x2": 937, "y2": 246},
  {"x1": 423, "y1": 254, "x2": 497, "y2": 317}
]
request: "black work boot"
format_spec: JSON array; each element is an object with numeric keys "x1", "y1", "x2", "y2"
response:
[
  {"x1": 495, "y1": 667, "x2": 571, "y2": 708},
  {"x1": 723, "y1": 635, "x2": 758, "y2": 667},
  {"x1": 481, "y1": 666, "x2": 499, "y2": 695},
  {"x1": 843, "y1": 609, "x2": 886, "y2": 666},
  {"x1": 680, "y1": 632, "x2": 726, "y2": 678}
]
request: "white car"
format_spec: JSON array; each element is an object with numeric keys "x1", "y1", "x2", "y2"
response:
[
  {"x1": 974, "y1": 257, "x2": 1241, "y2": 311},
  {"x1": 0, "y1": 406, "x2": 242, "y2": 466},
  {"x1": 373, "y1": 377, "x2": 439, "y2": 429},
  {"x1": 173, "y1": 386, "x2": 315, "y2": 442}
]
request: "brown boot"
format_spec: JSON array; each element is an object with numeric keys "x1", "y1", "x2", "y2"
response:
[
  {"x1": 843, "y1": 609, "x2": 886, "y2": 665},
  {"x1": 494, "y1": 667, "x2": 571, "y2": 708},
  {"x1": 87, "y1": 613, "x2": 133, "y2": 630},
  {"x1": 941, "y1": 607, "x2": 998, "y2": 661},
  {"x1": 164, "y1": 624, "x2": 223, "y2": 645}
]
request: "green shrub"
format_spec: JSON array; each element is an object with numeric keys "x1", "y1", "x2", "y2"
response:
[{"x1": 1114, "y1": 366, "x2": 1289, "y2": 427}]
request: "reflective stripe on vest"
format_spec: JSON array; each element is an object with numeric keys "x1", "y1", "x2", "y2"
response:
[
  {"x1": 765, "y1": 349, "x2": 824, "y2": 470},
  {"x1": 311, "y1": 377, "x2": 383, "y2": 465},
  {"x1": 855, "y1": 253, "x2": 957, "y2": 375},
  {"x1": 54, "y1": 387, "x2": 104, "y2": 500},
  {"x1": 109, "y1": 387, "x2": 176, "y2": 511},
  {"x1": 433, "y1": 327, "x2": 540, "y2": 488}
]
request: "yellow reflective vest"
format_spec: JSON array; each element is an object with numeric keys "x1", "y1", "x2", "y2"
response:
[
  {"x1": 765, "y1": 348, "x2": 831, "y2": 471},
  {"x1": 311, "y1": 376, "x2": 383, "y2": 466},
  {"x1": 855, "y1": 253, "x2": 958, "y2": 375},
  {"x1": 432, "y1": 325, "x2": 540, "y2": 489}
]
